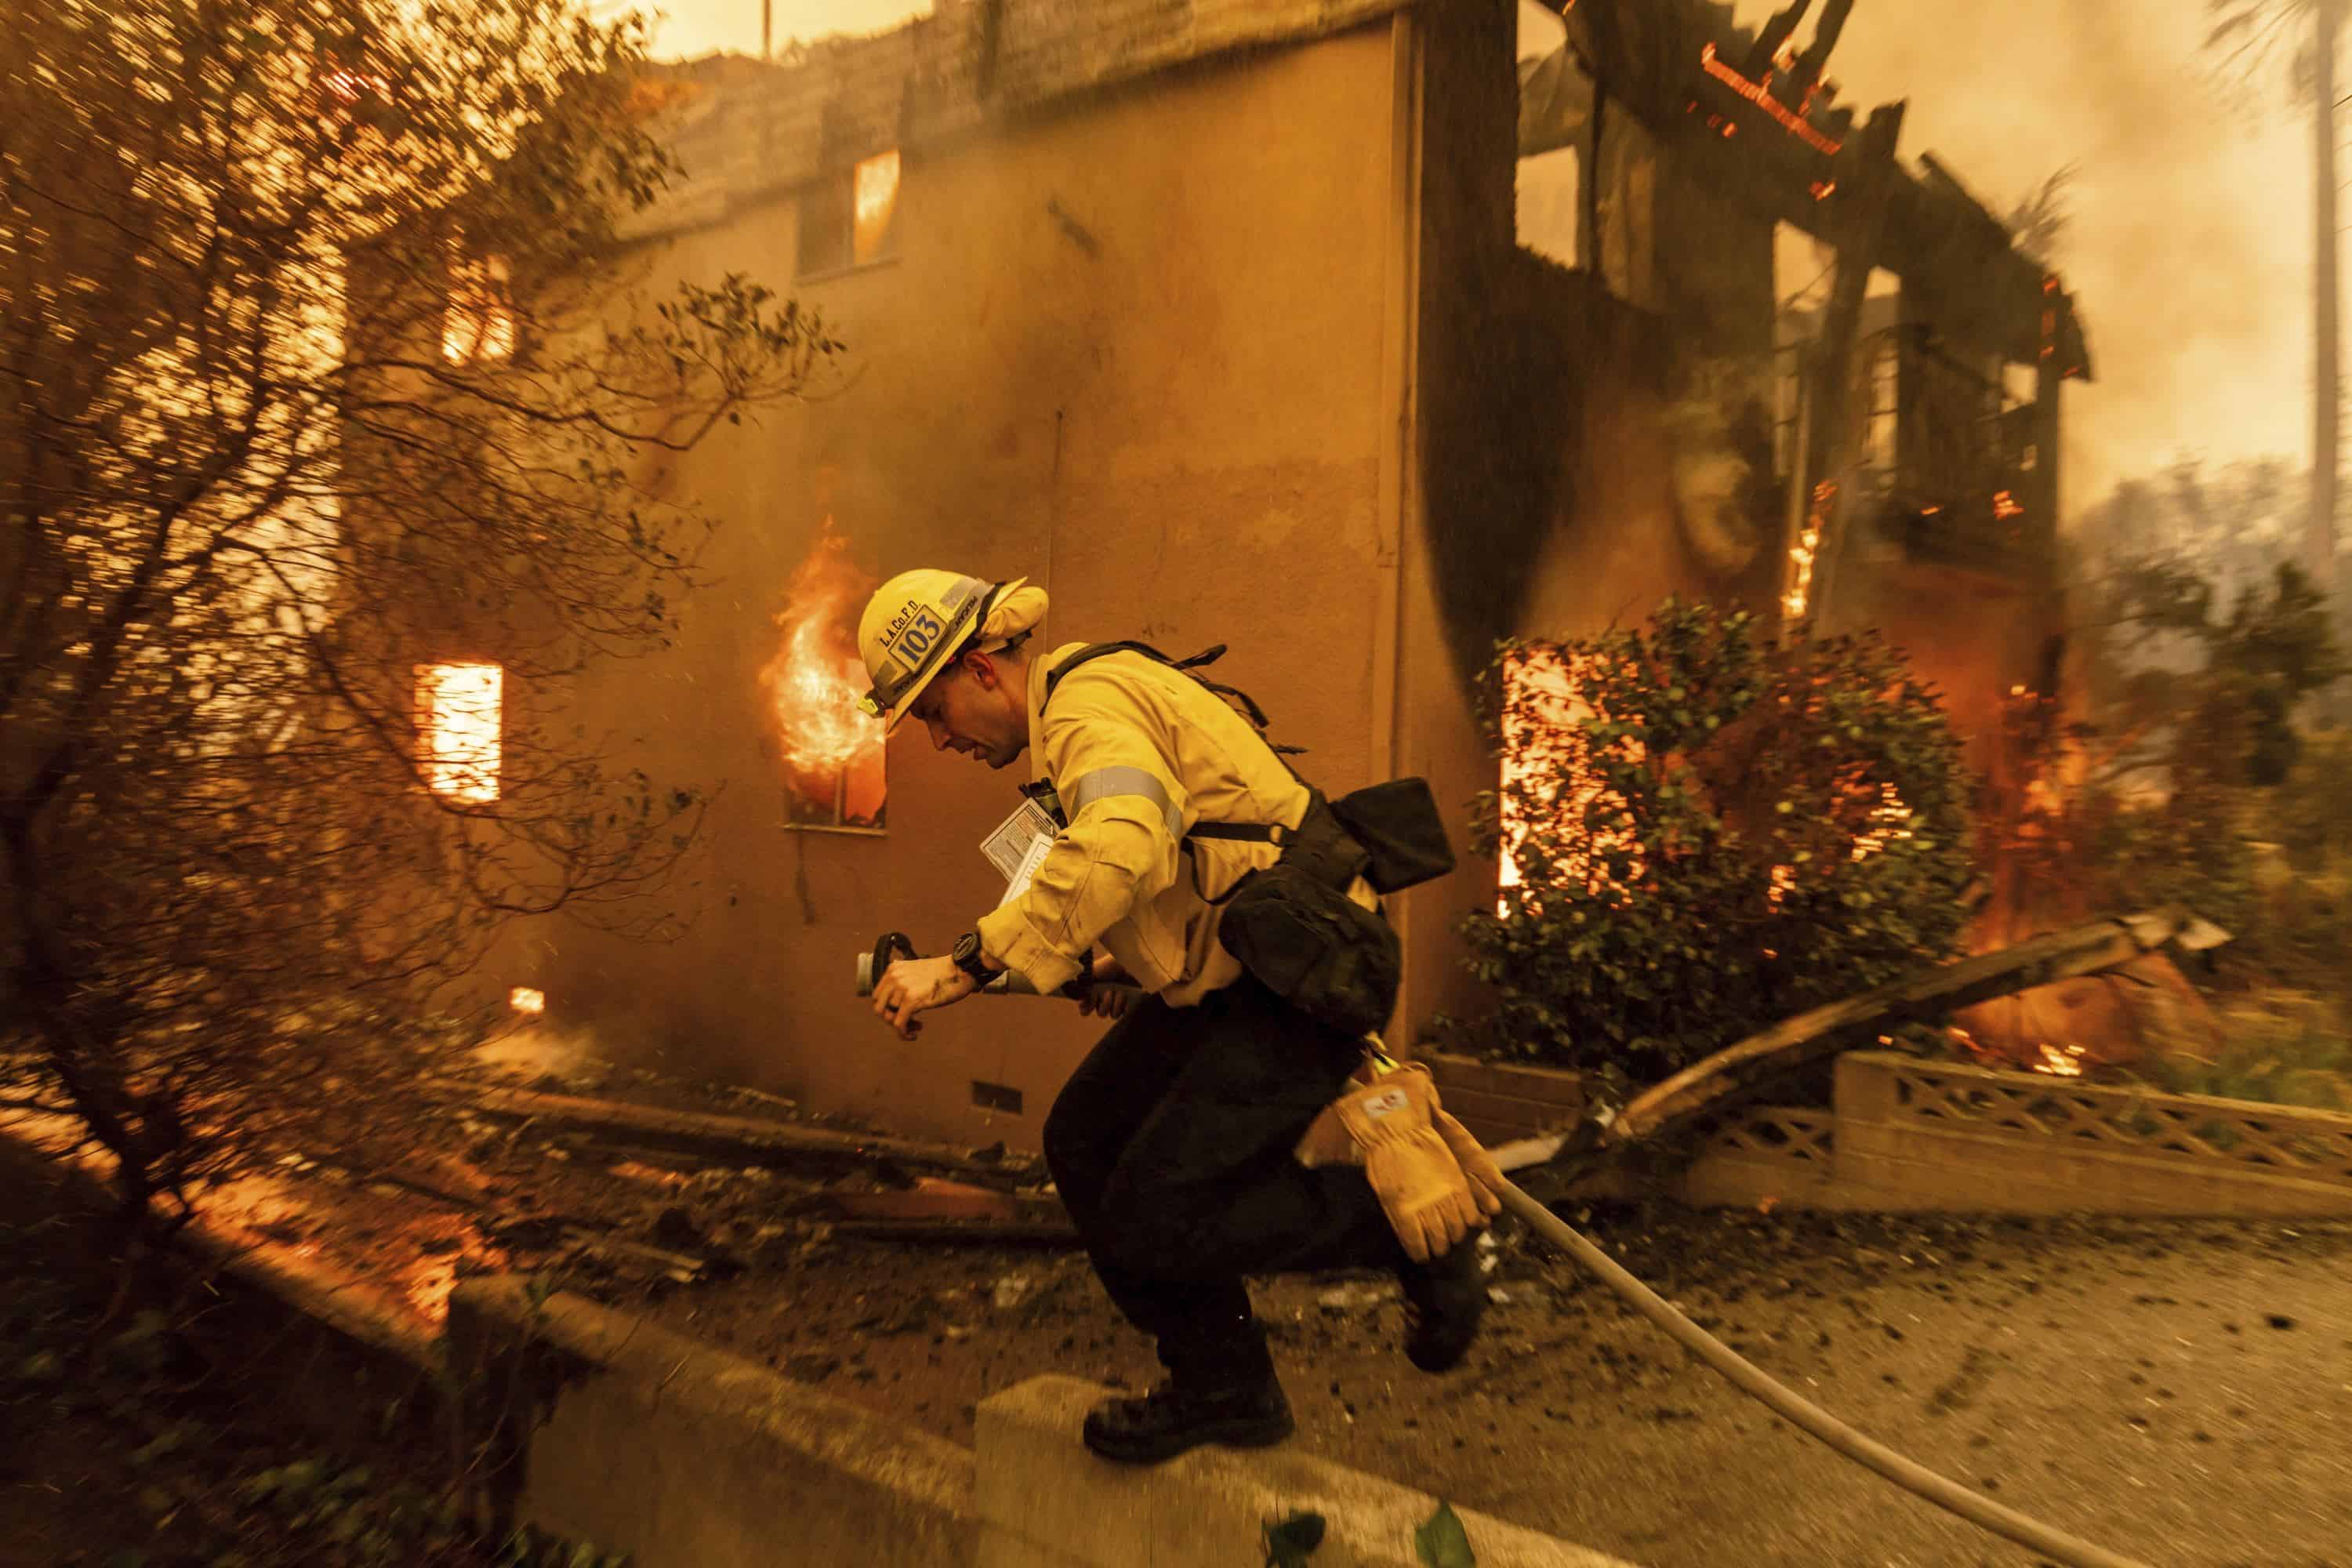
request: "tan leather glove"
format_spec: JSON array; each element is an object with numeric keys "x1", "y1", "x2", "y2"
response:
[
  {"x1": 1330, "y1": 1065, "x2": 1489, "y2": 1262},
  {"x1": 1432, "y1": 1106, "x2": 1506, "y2": 1219},
  {"x1": 1293, "y1": 1059, "x2": 1379, "y2": 1170}
]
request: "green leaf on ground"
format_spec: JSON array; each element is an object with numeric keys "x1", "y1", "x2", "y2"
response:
[
  {"x1": 1414, "y1": 1500, "x2": 1476, "y2": 1568},
  {"x1": 1263, "y1": 1508, "x2": 1327, "y2": 1566}
]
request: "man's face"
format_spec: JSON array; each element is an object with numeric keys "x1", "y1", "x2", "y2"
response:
[{"x1": 909, "y1": 651, "x2": 1026, "y2": 770}]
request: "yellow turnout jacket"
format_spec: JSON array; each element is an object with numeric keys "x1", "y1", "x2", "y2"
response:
[{"x1": 973, "y1": 644, "x2": 1374, "y2": 1007}]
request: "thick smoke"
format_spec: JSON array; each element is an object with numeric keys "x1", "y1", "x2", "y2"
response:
[{"x1": 1734, "y1": 0, "x2": 2311, "y2": 519}]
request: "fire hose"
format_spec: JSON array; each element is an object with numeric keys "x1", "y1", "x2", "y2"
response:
[{"x1": 855, "y1": 935, "x2": 2153, "y2": 1568}]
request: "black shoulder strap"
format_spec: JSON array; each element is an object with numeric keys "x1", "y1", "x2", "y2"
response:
[
  {"x1": 1040, "y1": 641, "x2": 1183, "y2": 711},
  {"x1": 1039, "y1": 641, "x2": 1292, "y2": 846},
  {"x1": 1042, "y1": 640, "x2": 1292, "y2": 743}
]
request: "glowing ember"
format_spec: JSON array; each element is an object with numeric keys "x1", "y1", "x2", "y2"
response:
[
  {"x1": 1782, "y1": 479, "x2": 1835, "y2": 623},
  {"x1": 1849, "y1": 782, "x2": 1914, "y2": 862},
  {"x1": 1809, "y1": 179, "x2": 1837, "y2": 201},
  {"x1": 1993, "y1": 489, "x2": 2025, "y2": 521},
  {"x1": 1769, "y1": 781, "x2": 1913, "y2": 908},
  {"x1": 1497, "y1": 647, "x2": 1644, "y2": 913},
  {"x1": 416, "y1": 662, "x2": 502, "y2": 801},
  {"x1": 2032, "y1": 1043, "x2": 2087, "y2": 1078},
  {"x1": 1699, "y1": 42, "x2": 1844, "y2": 156},
  {"x1": 760, "y1": 519, "x2": 886, "y2": 817},
  {"x1": 510, "y1": 986, "x2": 546, "y2": 1014}
]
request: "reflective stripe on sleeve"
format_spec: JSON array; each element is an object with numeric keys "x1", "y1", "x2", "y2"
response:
[{"x1": 1062, "y1": 765, "x2": 1181, "y2": 842}]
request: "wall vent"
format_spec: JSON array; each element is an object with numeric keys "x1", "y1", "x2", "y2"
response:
[{"x1": 970, "y1": 1080, "x2": 1024, "y2": 1115}]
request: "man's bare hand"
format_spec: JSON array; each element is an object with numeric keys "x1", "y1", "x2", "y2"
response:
[
  {"x1": 1076, "y1": 983, "x2": 1134, "y2": 1019},
  {"x1": 870, "y1": 955, "x2": 979, "y2": 1040},
  {"x1": 1076, "y1": 953, "x2": 1138, "y2": 1019}
]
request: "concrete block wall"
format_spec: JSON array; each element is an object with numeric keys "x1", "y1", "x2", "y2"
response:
[
  {"x1": 1422, "y1": 1051, "x2": 1588, "y2": 1146},
  {"x1": 448, "y1": 1279, "x2": 978, "y2": 1568},
  {"x1": 448, "y1": 1281, "x2": 1640, "y2": 1568},
  {"x1": 636, "y1": 0, "x2": 1414, "y2": 238},
  {"x1": 975, "y1": 1375, "x2": 1637, "y2": 1568}
]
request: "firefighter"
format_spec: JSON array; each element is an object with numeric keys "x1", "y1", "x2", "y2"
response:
[{"x1": 856, "y1": 568, "x2": 1498, "y2": 1465}]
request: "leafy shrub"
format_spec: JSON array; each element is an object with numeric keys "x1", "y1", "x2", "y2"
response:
[
  {"x1": 2066, "y1": 733, "x2": 2352, "y2": 1009},
  {"x1": 1454, "y1": 601, "x2": 1977, "y2": 1087},
  {"x1": 2129, "y1": 994, "x2": 2352, "y2": 1112}
]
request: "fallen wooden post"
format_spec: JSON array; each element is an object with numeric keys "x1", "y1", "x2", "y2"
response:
[{"x1": 1515, "y1": 906, "x2": 2229, "y2": 1202}]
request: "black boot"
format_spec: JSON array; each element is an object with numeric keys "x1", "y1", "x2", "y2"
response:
[
  {"x1": 1399, "y1": 1236, "x2": 1487, "y2": 1373},
  {"x1": 1081, "y1": 1377, "x2": 1295, "y2": 1465}
]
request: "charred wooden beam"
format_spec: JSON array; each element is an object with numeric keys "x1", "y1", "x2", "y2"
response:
[
  {"x1": 1788, "y1": 97, "x2": 1904, "y2": 623},
  {"x1": 1514, "y1": 908, "x2": 2230, "y2": 1204},
  {"x1": 430, "y1": 1080, "x2": 1023, "y2": 1184}
]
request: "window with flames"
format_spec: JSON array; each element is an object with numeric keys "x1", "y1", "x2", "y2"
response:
[
  {"x1": 416, "y1": 662, "x2": 502, "y2": 802},
  {"x1": 442, "y1": 249, "x2": 515, "y2": 365},
  {"x1": 1496, "y1": 646, "x2": 1644, "y2": 915},
  {"x1": 797, "y1": 149, "x2": 901, "y2": 278}
]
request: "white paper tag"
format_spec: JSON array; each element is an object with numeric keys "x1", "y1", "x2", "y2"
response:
[
  {"x1": 980, "y1": 797, "x2": 1060, "y2": 884},
  {"x1": 1000, "y1": 834, "x2": 1056, "y2": 906}
]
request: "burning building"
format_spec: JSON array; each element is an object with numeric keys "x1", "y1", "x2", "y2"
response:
[{"x1": 451, "y1": 0, "x2": 2092, "y2": 1146}]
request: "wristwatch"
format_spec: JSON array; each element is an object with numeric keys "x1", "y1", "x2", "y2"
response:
[{"x1": 950, "y1": 931, "x2": 997, "y2": 984}]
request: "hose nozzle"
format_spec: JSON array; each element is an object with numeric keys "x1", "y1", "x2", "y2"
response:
[{"x1": 853, "y1": 931, "x2": 1036, "y2": 997}]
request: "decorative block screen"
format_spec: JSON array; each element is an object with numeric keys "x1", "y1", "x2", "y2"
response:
[{"x1": 1871, "y1": 1055, "x2": 2352, "y2": 1189}]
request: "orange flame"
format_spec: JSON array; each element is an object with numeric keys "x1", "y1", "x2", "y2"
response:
[
  {"x1": 1498, "y1": 647, "x2": 1645, "y2": 913},
  {"x1": 509, "y1": 986, "x2": 546, "y2": 1014},
  {"x1": 853, "y1": 151, "x2": 901, "y2": 265},
  {"x1": 760, "y1": 521, "x2": 886, "y2": 815},
  {"x1": 442, "y1": 252, "x2": 514, "y2": 365},
  {"x1": 1782, "y1": 479, "x2": 1835, "y2": 622},
  {"x1": 416, "y1": 662, "x2": 501, "y2": 802},
  {"x1": 1769, "y1": 781, "x2": 1912, "y2": 909},
  {"x1": 2031, "y1": 1043, "x2": 2086, "y2": 1077}
]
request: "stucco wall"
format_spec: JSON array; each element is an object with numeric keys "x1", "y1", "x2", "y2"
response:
[
  {"x1": 1390, "y1": 5, "x2": 1769, "y2": 1051},
  {"x1": 488, "y1": 24, "x2": 1406, "y2": 1146}
]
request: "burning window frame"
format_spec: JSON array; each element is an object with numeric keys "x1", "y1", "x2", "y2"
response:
[
  {"x1": 796, "y1": 148, "x2": 902, "y2": 278},
  {"x1": 415, "y1": 661, "x2": 503, "y2": 803},
  {"x1": 764, "y1": 521, "x2": 888, "y2": 836},
  {"x1": 784, "y1": 752, "x2": 887, "y2": 834},
  {"x1": 1495, "y1": 644, "x2": 1646, "y2": 914}
]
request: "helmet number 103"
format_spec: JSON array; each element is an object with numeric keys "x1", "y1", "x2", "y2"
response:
[{"x1": 889, "y1": 609, "x2": 947, "y2": 662}]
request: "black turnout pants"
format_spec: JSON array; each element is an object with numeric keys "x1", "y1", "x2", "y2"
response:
[{"x1": 1041, "y1": 975, "x2": 1407, "y2": 1391}]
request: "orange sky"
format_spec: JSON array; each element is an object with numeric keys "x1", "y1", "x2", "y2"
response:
[
  {"x1": 630, "y1": 0, "x2": 923, "y2": 57},
  {"x1": 641, "y1": 1, "x2": 2321, "y2": 520}
]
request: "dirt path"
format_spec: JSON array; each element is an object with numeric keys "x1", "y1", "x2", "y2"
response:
[{"x1": 633, "y1": 1202, "x2": 2352, "y2": 1568}]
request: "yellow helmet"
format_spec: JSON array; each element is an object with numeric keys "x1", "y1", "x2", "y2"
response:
[{"x1": 855, "y1": 570, "x2": 1030, "y2": 733}]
